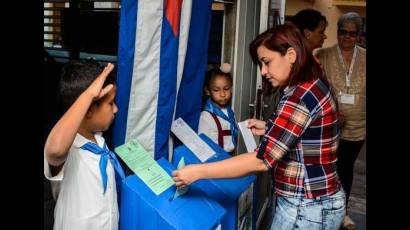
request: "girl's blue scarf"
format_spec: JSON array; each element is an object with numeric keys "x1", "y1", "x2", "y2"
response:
[{"x1": 204, "y1": 98, "x2": 238, "y2": 147}]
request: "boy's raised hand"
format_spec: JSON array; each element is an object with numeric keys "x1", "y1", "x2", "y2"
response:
[
  {"x1": 45, "y1": 63, "x2": 116, "y2": 169},
  {"x1": 86, "y1": 63, "x2": 115, "y2": 100}
]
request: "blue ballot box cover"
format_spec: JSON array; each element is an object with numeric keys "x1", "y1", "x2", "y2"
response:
[
  {"x1": 172, "y1": 134, "x2": 256, "y2": 230},
  {"x1": 120, "y1": 158, "x2": 225, "y2": 230}
]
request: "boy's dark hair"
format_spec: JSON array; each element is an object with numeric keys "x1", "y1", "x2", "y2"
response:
[{"x1": 59, "y1": 59, "x2": 116, "y2": 110}]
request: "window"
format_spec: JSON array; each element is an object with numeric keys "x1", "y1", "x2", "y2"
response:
[{"x1": 44, "y1": 0, "x2": 120, "y2": 63}]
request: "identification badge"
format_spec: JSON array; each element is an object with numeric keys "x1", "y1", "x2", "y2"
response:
[{"x1": 341, "y1": 93, "x2": 355, "y2": 105}]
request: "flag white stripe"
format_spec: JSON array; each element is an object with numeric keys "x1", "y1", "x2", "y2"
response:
[
  {"x1": 176, "y1": 0, "x2": 192, "y2": 99},
  {"x1": 126, "y1": 0, "x2": 163, "y2": 157},
  {"x1": 169, "y1": 0, "x2": 192, "y2": 161}
]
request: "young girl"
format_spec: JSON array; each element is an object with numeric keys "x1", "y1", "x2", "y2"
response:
[{"x1": 198, "y1": 63, "x2": 238, "y2": 154}]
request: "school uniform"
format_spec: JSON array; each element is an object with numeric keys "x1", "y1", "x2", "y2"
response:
[
  {"x1": 44, "y1": 133, "x2": 119, "y2": 230},
  {"x1": 198, "y1": 99, "x2": 238, "y2": 154}
]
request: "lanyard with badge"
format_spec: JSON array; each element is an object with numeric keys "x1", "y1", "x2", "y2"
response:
[{"x1": 337, "y1": 45, "x2": 357, "y2": 105}]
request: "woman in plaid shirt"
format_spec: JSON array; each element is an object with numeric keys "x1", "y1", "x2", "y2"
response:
[{"x1": 173, "y1": 23, "x2": 345, "y2": 230}]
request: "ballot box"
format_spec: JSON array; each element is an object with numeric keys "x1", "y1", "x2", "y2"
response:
[
  {"x1": 172, "y1": 134, "x2": 256, "y2": 230},
  {"x1": 120, "y1": 158, "x2": 226, "y2": 230}
]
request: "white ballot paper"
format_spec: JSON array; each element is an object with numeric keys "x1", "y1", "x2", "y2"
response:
[
  {"x1": 171, "y1": 117, "x2": 215, "y2": 162},
  {"x1": 238, "y1": 120, "x2": 257, "y2": 152}
]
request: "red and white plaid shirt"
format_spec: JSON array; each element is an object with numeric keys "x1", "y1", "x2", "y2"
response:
[{"x1": 257, "y1": 77, "x2": 341, "y2": 198}]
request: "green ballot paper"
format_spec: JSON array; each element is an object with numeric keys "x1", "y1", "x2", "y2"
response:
[
  {"x1": 171, "y1": 157, "x2": 189, "y2": 201},
  {"x1": 115, "y1": 140, "x2": 174, "y2": 196}
]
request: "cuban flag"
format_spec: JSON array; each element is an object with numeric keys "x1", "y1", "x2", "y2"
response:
[{"x1": 112, "y1": 0, "x2": 213, "y2": 160}]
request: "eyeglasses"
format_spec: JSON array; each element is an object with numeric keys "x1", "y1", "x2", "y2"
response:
[{"x1": 338, "y1": 29, "x2": 358, "y2": 37}]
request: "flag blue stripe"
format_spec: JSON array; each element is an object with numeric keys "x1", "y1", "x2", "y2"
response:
[
  {"x1": 112, "y1": 0, "x2": 138, "y2": 148},
  {"x1": 155, "y1": 16, "x2": 179, "y2": 159},
  {"x1": 175, "y1": 0, "x2": 213, "y2": 132}
]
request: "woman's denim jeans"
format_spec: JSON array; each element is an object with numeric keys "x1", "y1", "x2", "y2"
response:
[{"x1": 270, "y1": 189, "x2": 346, "y2": 230}]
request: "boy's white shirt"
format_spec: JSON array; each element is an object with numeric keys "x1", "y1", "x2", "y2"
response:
[
  {"x1": 44, "y1": 132, "x2": 119, "y2": 230},
  {"x1": 198, "y1": 108, "x2": 235, "y2": 153}
]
